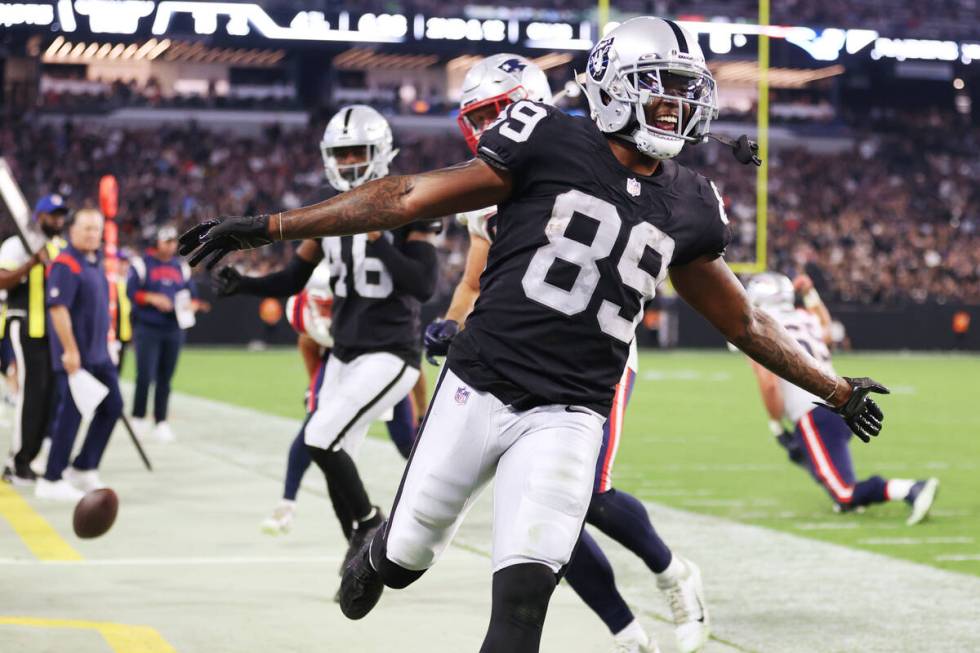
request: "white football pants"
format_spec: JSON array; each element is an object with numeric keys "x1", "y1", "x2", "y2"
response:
[
  {"x1": 384, "y1": 367, "x2": 605, "y2": 574},
  {"x1": 304, "y1": 352, "x2": 419, "y2": 457}
]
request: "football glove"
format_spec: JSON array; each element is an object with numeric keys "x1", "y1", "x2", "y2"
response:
[
  {"x1": 213, "y1": 266, "x2": 243, "y2": 296},
  {"x1": 818, "y1": 376, "x2": 889, "y2": 443},
  {"x1": 424, "y1": 319, "x2": 459, "y2": 365},
  {"x1": 179, "y1": 215, "x2": 273, "y2": 269}
]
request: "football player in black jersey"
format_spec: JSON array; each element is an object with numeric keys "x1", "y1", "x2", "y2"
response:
[
  {"x1": 182, "y1": 17, "x2": 888, "y2": 653},
  {"x1": 211, "y1": 105, "x2": 438, "y2": 566},
  {"x1": 429, "y1": 53, "x2": 703, "y2": 653}
]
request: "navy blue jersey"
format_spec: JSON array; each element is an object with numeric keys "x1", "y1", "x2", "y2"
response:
[
  {"x1": 448, "y1": 101, "x2": 731, "y2": 413},
  {"x1": 320, "y1": 223, "x2": 437, "y2": 367},
  {"x1": 127, "y1": 252, "x2": 196, "y2": 329},
  {"x1": 46, "y1": 244, "x2": 111, "y2": 371}
]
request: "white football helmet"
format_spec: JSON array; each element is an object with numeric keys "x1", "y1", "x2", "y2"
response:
[
  {"x1": 583, "y1": 16, "x2": 718, "y2": 160},
  {"x1": 320, "y1": 105, "x2": 397, "y2": 192},
  {"x1": 746, "y1": 273, "x2": 795, "y2": 313},
  {"x1": 457, "y1": 54, "x2": 553, "y2": 153}
]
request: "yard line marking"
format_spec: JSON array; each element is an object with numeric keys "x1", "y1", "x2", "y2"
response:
[
  {"x1": 0, "y1": 617, "x2": 177, "y2": 653},
  {"x1": 0, "y1": 483, "x2": 81, "y2": 561},
  {"x1": 793, "y1": 522, "x2": 860, "y2": 530},
  {"x1": 935, "y1": 554, "x2": 980, "y2": 562},
  {"x1": 0, "y1": 554, "x2": 342, "y2": 566},
  {"x1": 860, "y1": 537, "x2": 974, "y2": 546}
]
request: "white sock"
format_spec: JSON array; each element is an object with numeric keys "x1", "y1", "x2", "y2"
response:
[
  {"x1": 886, "y1": 479, "x2": 915, "y2": 501},
  {"x1": 613, "y1": 619, "x2": 648, "y2": 644},
  {"x1": 655, "y1": 555, "x2": 685, "y2": 587}
]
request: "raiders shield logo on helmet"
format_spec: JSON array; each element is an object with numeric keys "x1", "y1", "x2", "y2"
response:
[{"x1": 588, "y1": 38, "x2": 614, "y2": 81}]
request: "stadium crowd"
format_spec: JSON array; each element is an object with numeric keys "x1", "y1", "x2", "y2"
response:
[{"x1": 1, "y1": 116, "x2": 976, "y2": 306}]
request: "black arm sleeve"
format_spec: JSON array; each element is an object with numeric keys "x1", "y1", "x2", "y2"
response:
[
  {"x1": 237, "y1": 256, "x2": 317, "y2": 297},
  {"x1": 372, "y1": 238, "x2": 438, "y2": 302}
]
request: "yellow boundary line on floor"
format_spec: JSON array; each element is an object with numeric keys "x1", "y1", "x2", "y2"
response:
[
  {"x1": 0, "y1": 483, "x2": 82, "y2": 560},
  {"x1": 0, "y1": 617, "x2": 177, "y2": 653}
]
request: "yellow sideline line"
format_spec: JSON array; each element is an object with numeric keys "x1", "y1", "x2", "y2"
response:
[
  {"x1": 0, "y1": 617, "x2": 178, "y2": 653},
  {"x1": 0, "y1": 483, "x2": 81, "y2": 560}
]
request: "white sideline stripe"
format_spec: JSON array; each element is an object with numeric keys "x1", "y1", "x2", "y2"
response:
[
  {"x1": 860, "y1": 537, "x2": 975, "y2": 546},
  {"x1": 935, "y1": 554, "x2": 980, "y2": 562},
  {"x1": 0, "y1": 555, "x2": 343, "y2": 566},
  {"x1": 164, "y1": 388, "x2": 980, "y2": 653}
]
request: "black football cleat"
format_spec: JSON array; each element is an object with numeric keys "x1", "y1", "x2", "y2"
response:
[
  {"x1": 339, "y1": 544, "x2": 384, "y2": 620},
  {"x1": 342, "y1": 507, "x2": 384, "y2": 571}
]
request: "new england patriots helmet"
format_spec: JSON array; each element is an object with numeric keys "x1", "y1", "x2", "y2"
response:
[
  {"x1": 457, "y1": 54, "x2": 553, "y2": 153},
  {"x1": 746, "y1": 273, "x2": 795, "y2": 313},
  {"x1": 582, "y1": 17, "x2": 718, "y2": 160},
  {"x1": 320, "y1": 105, "x2": 398, "y2": 192}
]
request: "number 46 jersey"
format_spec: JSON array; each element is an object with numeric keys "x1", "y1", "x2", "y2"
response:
[{"x1": 447, "y1": 101, "x2": 731, "y2": 414}]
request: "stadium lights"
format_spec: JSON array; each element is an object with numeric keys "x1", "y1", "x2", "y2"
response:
[{"x1": 75, "y1": 0, "x2": 154, "y2": 34}]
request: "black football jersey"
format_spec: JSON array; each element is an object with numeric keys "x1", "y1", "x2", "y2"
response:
[
  {"x1": 448, "y1": 101, "x2": 731, "y2": 413},
  {"x1": 319, "y1": 224, "x2": 433, "y2": 368}
]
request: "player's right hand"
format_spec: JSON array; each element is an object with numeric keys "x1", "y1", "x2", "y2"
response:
[
  {"x1": 424, "y1": 319, "x2": 459, "y2": 365},
  {"x1": 179, "y1": 215, "x2": 273, "y2": 269},
  {"x1": 214, "y1": 266, "x2": 243, "y2": 296}
]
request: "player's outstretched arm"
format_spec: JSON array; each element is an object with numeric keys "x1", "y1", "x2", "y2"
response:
[
  {"x1": 214, "y1": 239, "x2": 322, "y2": 297},
  {"x1": 670, "y1": 256, "x2": 889, "y2": 442},
  {"x1": 180, "y1": 160, "x2": 511, "y2": 269}
]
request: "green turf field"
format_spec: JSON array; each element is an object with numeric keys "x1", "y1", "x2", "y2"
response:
[{"x1": 127, "y1": 347, "x2": 980, "y2": 577}]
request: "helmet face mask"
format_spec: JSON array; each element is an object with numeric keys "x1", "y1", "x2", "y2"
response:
[
  {"x1": 583, "y1": 17, "x2": 719, "y2": 161},
  {"x1": 320, "y1": 105, "x2": 397, "y2": 192},
  {"x1": 746, "y1": 273, "x2": 796, "y2": 314},
  {"x1": 457, "y1": 54, "x2": 553, "y2": 153}
]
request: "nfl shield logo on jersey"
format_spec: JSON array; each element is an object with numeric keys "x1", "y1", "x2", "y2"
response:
[
  {"x1": 626, "y1": 178, "x2": 641, "y2": 197},
  {"x1": 454, "y1": 386, "x2": 471, "y2": 405}
]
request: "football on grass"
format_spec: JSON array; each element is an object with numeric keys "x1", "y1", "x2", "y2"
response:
[{"x1": 73, "y1": 488, "x2": 118, "y2": 539}]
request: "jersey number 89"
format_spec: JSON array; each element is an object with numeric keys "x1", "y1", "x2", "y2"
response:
[{"x1": 522, "y1": 190, "x2": 675, "y2": 344}]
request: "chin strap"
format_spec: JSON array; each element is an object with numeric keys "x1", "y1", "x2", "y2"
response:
[{"x1": 704, "y1": 133, "x2": 762, "y2": 166}]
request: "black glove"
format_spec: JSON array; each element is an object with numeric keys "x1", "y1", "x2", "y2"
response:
[
  {"x1": 179, "y1": 215, "x2": 273, "y2": 269},
  {"x1": 775, "y1": 430, "x2": 805, "y2": 466},
  {"x1": 424, "y1": 319, "x2": 459, "y2": 365},
  {"x1": 818, "y1": 376, "x2": 889, "y2": 443},
  {"x1": 213, "y1": 266, "x2": 243, "y2": 296}
]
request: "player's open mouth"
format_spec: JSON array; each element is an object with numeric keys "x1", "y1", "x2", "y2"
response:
[{"x1": 653, "y1": 114, "x2": 678, "y2": 133}]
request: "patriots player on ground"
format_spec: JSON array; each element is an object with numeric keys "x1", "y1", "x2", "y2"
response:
[
  {"x1": 181, "y1": 18, "x2": 888, "y2": 653},
  {"x1": 211, "y1": 106, "x2": 438, "y2": 559},
  {"x1": 427, "y1": 53, "x2": 705, "y2": 653},
  {"x1": 746, "y1": 273, "x2": 937, "y2": 525}
]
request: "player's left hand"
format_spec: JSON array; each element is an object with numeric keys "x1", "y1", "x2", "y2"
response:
[
  {"x1": 424, "y1": 319, "x2": 459, "y2": 365},
  {"x1": 179, "y1": 215, "x2": 273, "y2": 269},
  {"x1": 820, "y1": 376, "x2": 889, "y2": 443}
]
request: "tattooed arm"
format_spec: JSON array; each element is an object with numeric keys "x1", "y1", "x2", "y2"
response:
[
  {"x1": 669, "y1": 256, "x2": 852, "y2": 407},
  {"x1": 179, "y1": 159, "x2": 511, "y2": 268},
  {"x1": 279, "y1": 160, "x2": 511, "y2": 240}
]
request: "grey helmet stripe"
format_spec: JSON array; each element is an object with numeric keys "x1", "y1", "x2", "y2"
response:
[{"x1": 663, "y1": 19, "x2": 689, "y2": 54}]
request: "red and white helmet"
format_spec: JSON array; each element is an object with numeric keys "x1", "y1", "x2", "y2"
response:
[
  {"x1": 457, "y1": 54, "x2": 552, "y2": 153},
  {"x1": 286, "y1": 268, "x2": 334, "y2": 349}
]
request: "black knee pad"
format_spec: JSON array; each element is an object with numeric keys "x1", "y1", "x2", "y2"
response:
[
  {"x1": 370, "y1": 531, "x2": 426, "y2": 590},
  {"x1": 492, "y1": 563, "x2": 557, "y2": 628}
]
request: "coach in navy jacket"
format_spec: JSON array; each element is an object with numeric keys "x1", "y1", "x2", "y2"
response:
[{"x1": 127, "y1": 225, "x2": 201, "y2": 442}]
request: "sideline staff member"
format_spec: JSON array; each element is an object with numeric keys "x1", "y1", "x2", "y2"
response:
[
  {"x1": 37, "y1": 208, "x2": 123, "y2": 501},
  {"x1": 127, "y1": 225, "x2": 204, "y2": 442},
  {"x1": 0, "y1": 194, "x2": 67, "y2": 485}
]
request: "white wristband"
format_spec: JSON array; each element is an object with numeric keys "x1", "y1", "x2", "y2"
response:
[{"x1": 768, "y1": 419, "x2": 784, "y2": 436}]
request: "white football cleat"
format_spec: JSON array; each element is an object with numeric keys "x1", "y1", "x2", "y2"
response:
[
  {"x1": 261, "y1": 500, "x2": 296, "y2": 535},
  {"x1": 611, "y1": 620, "x2": 661, "y2": 653},
  {"x1": 35, "y1": 478, "x2": 85, "y2": 502},
  {"x1": 657, "y1": 556, "x2": 710, "y2": 653},
  {"x1": 130, "y1": 417, "x2": 151, "y2": 439},
  {"x1": 64, "y1": 467, "x2": 105, "y2": 493},
  {"x1": 153, "y1": 422, "x2": 176, "y2": 443},
  {"x1": 907, "y1": 477, "x2": 939, "y2": 526},
  {"x1": 30, "y1": 438, "x2": 51, "y2": 476}
]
